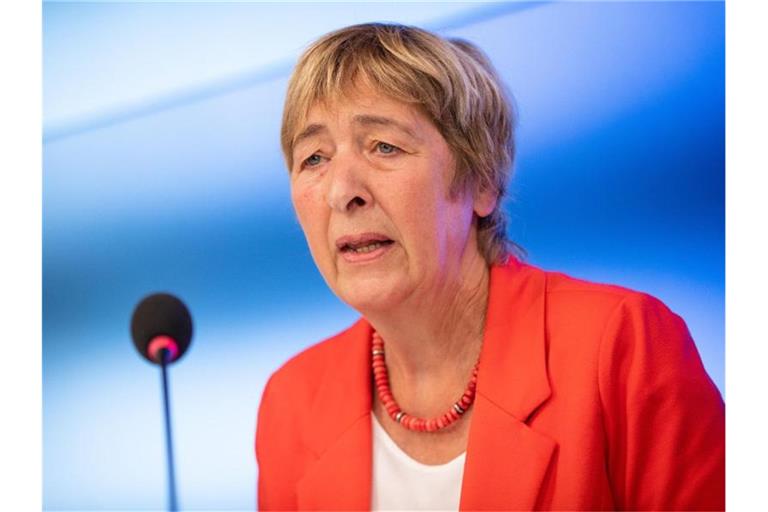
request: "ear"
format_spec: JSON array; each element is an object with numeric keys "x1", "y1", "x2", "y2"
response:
[{"x1": 473, "y1": 187, "x2": 498, "y2": 218}]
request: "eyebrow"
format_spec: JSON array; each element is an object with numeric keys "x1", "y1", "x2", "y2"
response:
[
  {"x1": 293, "y1": 123, "x2": 328, "y2": 149},
  {"x1": 352, "y1": 114, "x2": 422, "y2": 142},
  {"x1": 292, "y1": 114, "x2": 423, "y2": 150}
]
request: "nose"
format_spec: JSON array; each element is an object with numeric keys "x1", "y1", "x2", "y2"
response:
[{"x1": 325, "y1": 152, "x2": 372, "y2": 213}]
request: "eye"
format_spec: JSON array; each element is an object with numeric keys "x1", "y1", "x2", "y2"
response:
[
  {"x1": 375, "y1": 141, "x2": 400, "y2": 155},
  {"x1": 301, "y1": 153, "x2": 325, "y2": 169}
]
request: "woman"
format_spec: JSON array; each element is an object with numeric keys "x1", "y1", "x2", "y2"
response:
[{"x1": 256, "y1": 23, "x2": 724, "y2": 511}]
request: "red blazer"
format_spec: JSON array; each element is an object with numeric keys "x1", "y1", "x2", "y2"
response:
[{"x1": 255, "y1": 259, "x2": 724, "y2": 510}]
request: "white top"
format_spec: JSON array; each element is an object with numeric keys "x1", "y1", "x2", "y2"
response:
[{"x1": 370, "y1": 412, "x2": 466, "y2": 511}]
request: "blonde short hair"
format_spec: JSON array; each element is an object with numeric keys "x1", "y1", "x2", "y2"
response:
[{"x1": 281, "y1": 23, "x2": 520, "y2": 263}]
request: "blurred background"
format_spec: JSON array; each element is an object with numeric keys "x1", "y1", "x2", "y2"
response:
[{"x1": 43, "y1": 1, "x2": 724, "y2": 510}]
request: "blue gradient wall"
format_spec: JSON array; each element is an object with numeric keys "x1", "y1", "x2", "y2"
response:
[{"x1": 43, "y1": 2, "x2": 724, "y2": 509}]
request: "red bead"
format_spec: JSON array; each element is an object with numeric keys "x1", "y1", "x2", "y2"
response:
[{"x1": 371, "y1": 330, "x2": 479, "y2": 433}]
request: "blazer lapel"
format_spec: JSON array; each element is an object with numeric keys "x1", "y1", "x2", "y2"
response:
[
  {"x1": 296, "y1": 319, "x2": 374, "y2": 511},
  {"x1": 460, "y1": 260, "x2": 557, "y2": 511}
]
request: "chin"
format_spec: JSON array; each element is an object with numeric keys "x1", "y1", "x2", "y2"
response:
[{"x1": 334, "y1": 273, "x2": 408, "y2": 313}]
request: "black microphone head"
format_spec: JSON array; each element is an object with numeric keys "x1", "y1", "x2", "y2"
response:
[{"x1": 131, "y1": 292, "x2": 193, "y2": 365}]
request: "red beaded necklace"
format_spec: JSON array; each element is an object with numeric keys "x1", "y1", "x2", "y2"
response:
[{"x1": 372, "y1": 330, "x2": 480, "y2": 432}]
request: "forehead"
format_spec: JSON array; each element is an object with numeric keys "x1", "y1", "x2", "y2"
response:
[{"x1": 292, "y1": 83, "x2": 431, "y2": 146}]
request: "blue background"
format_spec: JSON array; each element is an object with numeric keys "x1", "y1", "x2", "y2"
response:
[{"x1": 43, "y1": 1, "x2": 724, "y2": 509}]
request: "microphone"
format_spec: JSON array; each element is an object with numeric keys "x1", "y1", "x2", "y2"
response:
[
  {"x1": 131, "y1": 292, "x2": 193, "y2": 512},
  {"x1": 131, "y1": 292, "x2": 193, "y2": 365}
]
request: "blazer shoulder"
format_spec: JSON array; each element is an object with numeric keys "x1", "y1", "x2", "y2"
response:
[
  {"x1": 543, "y1": 268, "x2": 676, "y2": 315},
  {"x1": 536, "y1": 267, "x2": 685, "y2": 346}
]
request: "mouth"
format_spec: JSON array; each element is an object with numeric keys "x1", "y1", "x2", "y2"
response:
[
  {"x1": 335, "y1": 233, "x2": 395, "y2": 262},
  {"x1": 336, "y1": 233, "x2": 394, "y2": 252},
  {"x1": 339, "y1": 239, "x2": 395, "y2": 254}
]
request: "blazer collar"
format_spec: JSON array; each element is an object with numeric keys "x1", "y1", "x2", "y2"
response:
[
  {"x1": 459, "y1": 258, "x2": 556, "y2": 510},
  {"x1": 296, "y1": 258, "x2": 555, "y2": 510},
  {"x1": 476, "y1": 257, "x2": 552, "y2": 422},
  {"x1": 297, "y1": 317, "x2": 373, "y2": 510}
]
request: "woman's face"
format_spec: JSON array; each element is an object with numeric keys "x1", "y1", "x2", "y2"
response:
[{"x1": 289, "y1": 81, "x2": 494, "y2": 313}]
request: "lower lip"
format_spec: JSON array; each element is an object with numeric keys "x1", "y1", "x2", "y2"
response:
[{"x1": 339, "y1": 242, "x2": 395, "y2": 263}]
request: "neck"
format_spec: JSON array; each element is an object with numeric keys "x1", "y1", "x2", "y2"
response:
[{"x1": 364, "y1": 248, "x2": 490, "y2": 412}]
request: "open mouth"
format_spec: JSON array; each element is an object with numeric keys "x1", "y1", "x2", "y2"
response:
[{"x1": 340, "y1": 239, "x2": 394, "y2": 254}]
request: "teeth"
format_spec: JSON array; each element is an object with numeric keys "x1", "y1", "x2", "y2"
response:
[{"x1": 351, "y1": 241, "x2": 384, "y2": 253}]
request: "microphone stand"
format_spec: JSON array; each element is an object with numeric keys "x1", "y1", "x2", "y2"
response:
[{"x1": 159, "y1": 348, "x2": 179, "y2": 512}]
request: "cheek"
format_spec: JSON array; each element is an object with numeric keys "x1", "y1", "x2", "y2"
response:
[
  {"x1": 401, "y1": 168, "x2": 472, "y2": 252},
  {"x1": 391, "y1": 181, "x2": 445, "y2": 248},
  {"x1": 291, "y1": 184, "x2": 328, "y2": 248}
]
